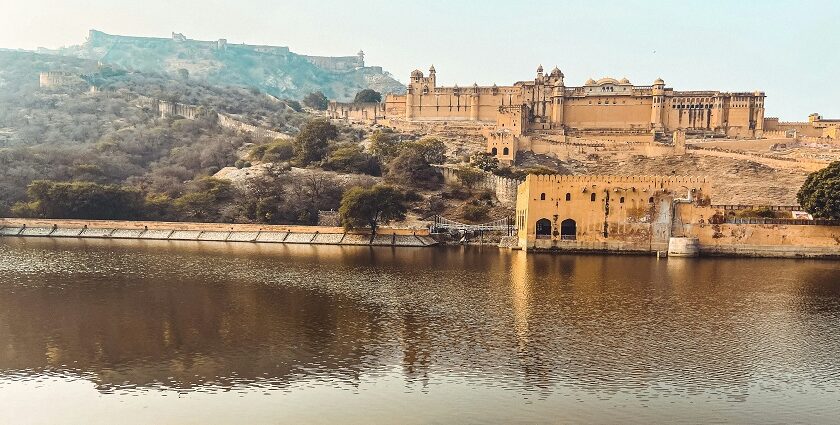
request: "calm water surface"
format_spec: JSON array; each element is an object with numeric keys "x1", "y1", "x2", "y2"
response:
[{"x1": 1, "y1": 237, "x2": 839, "y2": 424}]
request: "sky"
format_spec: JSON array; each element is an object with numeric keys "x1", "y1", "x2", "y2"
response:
[{"x1": 1, "y1": 0, "x2": 838, "y2": 120}]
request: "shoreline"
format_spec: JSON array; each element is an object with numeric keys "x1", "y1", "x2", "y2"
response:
[{"x1": 0, "y1": 218, "x2": 436, "y2": 248}]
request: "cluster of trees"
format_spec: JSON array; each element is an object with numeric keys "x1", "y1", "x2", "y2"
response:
[{"x1": 798, "y1": 161, "x2": 840, "y2": 219}]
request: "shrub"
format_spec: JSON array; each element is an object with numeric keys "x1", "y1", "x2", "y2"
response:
[{"x1": 463, "y1": 203, "x2": 490, "y2": 222}]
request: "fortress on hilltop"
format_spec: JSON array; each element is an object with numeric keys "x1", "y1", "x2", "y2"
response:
[
  {"x1": 86, "y1": 30, "x2": 369, "y2": 74},
  {"x1": 329, "y1": 65, "x2": 772, "y2": 163}
]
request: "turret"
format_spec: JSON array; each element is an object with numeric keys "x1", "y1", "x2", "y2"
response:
[
  {"x1": 470, "y1": 83, "x2": 480, "y2": 121},
  {"x1": 650, "y1": 78, "x2": 665, "y2": 131},
  {"x1": 428, "y1": 64, "x2": 436, "y2": 87},
  {"x1": 536, "y1": 64, "x2": 544, "y2": 81}
]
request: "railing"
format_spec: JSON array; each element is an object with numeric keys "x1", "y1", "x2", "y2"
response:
[
  {"x1": 560, "y1": 234, "x2": 577, "y2": 240},
  {"x1": 726, "y1": 218, "x2": 840, "y2": 226},
  {"x1": 432, "y1": 215, "x2": 514, "y2": 233}
]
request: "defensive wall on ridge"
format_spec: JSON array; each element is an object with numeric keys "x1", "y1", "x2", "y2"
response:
[
  {"x1": 132, "y1": 94, "x2": 291, "y2": 140},
  {"x1": 433, "y1": 165, "x2": 520, "y2": 206}
]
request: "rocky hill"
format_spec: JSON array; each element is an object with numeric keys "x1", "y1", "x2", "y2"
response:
[{"x1": 44, "y1": 30, "x2": 405, "y2": 101}]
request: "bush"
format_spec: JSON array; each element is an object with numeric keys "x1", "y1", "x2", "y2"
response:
[
  {"x1": 470, "y1": 152, "x2": 499, "y2": 172},
  {"x1": 463, "y1": 203, "x2": 490, "y2": 222},
  {"x1": 14, "y1": 180, "x2": 143, "y2": 220},
  {"x1": 387, "y1": 147, "x2": 442, "y2": 190},
  {"x1": 302, "y1": 91, "x2": 329, "y2": 110},
  {"x1": 253, "y1": 140, "x2": 295, "y2": 163},
  {"x1": 294, "y1": 119, "x2": 338, "y2": 165},
  {"x1": 322, "y1": 145, "x2": 381, "y2": 176}
]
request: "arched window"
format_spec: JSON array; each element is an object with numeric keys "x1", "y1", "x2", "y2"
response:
[
  {"x1": 491, "y1": 147, "x2": 498, "y2": 155},
  {"x1": 565, "y1": 193, "x2": 571, "y2": 201},
  {"x1": 536, "y1": 218, "x2": 551, "y2": 239},
  {"x1": 620, "y1": 197, "x2": 625, "y2": 204},
  {"x1": 591, "y1": 193, "x2": 596, "y2": 202},
  {"x1": 649, "y1": 196, "x2": 655, "y2": 204},
  {"x1": 560, "y1": 219, "x2": 576, "y2": 240},
  {"x1": 503, "y1": 147, "x2": 509, "y2": 155},
  {"x1": 540, "y1": 193, "x2": 546, "y2": 200}
]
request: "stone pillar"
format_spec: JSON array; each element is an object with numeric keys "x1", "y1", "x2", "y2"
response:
[
  {"x1": 673, "y1": 129, "x2": 686, "y2": 155},
  {"x1": 405, "y1": 87, "x2": 414, "y2": 120},
  {"x1": 470, "y1": 86, "x2": 480, "y2": 121}
]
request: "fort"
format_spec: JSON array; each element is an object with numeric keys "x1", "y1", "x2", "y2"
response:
[
  {"x1": 86, "y1": 30, "x2": 369, "y2": 74},
  {"x1": 329, "y1": 65, "x2": 772, "y2": 163}
]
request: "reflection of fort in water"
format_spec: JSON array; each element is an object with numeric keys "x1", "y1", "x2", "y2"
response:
[{"x1": 1, "y1": 238, "x2": 839, "y2": 397}]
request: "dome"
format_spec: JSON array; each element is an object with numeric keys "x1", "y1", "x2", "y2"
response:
[
  {"x1": 537, "y1": 64, "x2": 544, "y2": 73},
  {"x1": 550, "y1": 66, "x2": 564, "y2": 78},
  {"x1": 619, "y1": 77, "x2": 630, "y2": 84},
  {"x1": 653, "y1": 77, "x2": 665, "y2": 85},
  {"x1": 585, "y1": 78, "x2": 596, "y2": 86},
  {"x1": 429, "y1": 64, "x2": 436, "y2": 73},
  {"x1": 411, "y1": 69, "x2": 424, "y2": 78}
]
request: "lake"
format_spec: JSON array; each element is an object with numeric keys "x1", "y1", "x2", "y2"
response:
[{"x1": 1, "y1": 237, "x2": 839, "y2": 424}]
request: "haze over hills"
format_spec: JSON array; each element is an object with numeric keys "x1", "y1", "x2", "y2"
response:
[{"x1": 39, "y1": 30, "x2": 405, "y2": 101}]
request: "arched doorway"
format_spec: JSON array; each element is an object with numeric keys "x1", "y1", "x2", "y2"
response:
[
  {"x1": 560, "y1": 219, "x2": 576, "y2": 240},
  {"x1": 535, "y1": 218, "x2": 551, "y2": 239}
]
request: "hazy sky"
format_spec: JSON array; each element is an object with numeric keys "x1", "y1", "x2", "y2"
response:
[{"x1": 1, "y1": 0, "x2": 838, "y2": 119}]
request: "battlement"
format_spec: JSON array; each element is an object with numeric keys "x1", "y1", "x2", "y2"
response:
[
  {"x1": 39, "y1": 71, "x2": 85, "y2": 88},
  {"x1": 526, "y1": 174, "x2": 708, "y2": 185}
]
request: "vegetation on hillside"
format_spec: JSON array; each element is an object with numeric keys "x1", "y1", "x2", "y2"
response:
[{"x1": 798, "y1": 161, "x2": 840, "y2": 219}]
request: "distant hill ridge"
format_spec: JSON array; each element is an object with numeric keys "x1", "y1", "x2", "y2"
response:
[{"x1": 44, "y1": 29, "x2": 405, "y2": 101}]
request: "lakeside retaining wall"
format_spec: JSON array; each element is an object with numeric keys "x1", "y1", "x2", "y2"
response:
[{"x1": 0, "y1": 219, "x2": 436, "y2": 248}]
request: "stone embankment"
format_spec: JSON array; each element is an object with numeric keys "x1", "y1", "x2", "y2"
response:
[{"x1": 0, "y1": 219, "x2": 436, "y2": 248}]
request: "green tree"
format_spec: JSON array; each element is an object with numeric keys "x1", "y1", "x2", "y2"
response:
[
  {"x1": 302, "y1": 91, "x2": 329, "y2": 110},
  {"x1": 369, "y1": 130, "x2": 402, "y2": 160},
  {"x1": 294, "y1": 119, "x2": 338, "y2": 165},
  {"x1": 13, "y1": 180, "x2": 143, "y2": 219},
  {"x1": 353, "y1": 89, "x2": 382, "y2": 104},
  {"x1": 387, "y1": 147, "x2": 442, "y2": 190},
  {"x1": 409, "y1": 138, "x2": 446, "y2": 164},
  {"x1": 470, "y1": 152, "x2": 499, "y2": 172},
  {"x1": 339, "y1": 185, "x2": 407, "y2": 234},
  {"x1": 174, "y1": 177, "x2": 235, "y2": 221},
  {"x1": 322, "y1": 145, "x2": 381, "y2": 175},
  {"x1": 455, "y1": 166, "x2": 484, "y2": 191},
  {"x1": 797, "y1": 161, "x2": 840, "y2": 219}
]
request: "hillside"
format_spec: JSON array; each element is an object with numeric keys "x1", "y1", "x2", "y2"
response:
[{"x1": 45, "y1": 30, "x2": 405, "y2": 101}]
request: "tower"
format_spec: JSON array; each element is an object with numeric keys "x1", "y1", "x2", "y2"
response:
[
  {"x1": 470, "y1": 83, "x2": 480, "y2": 121},
  {"x1": 357, "y1": 50, "x2": 365, "y2": 67},
  {"x1": 550, "y1": 67, "x2": 565, "y2": 127},
  {"x1": 428, "y1": 65, "x2": 436, "y2": 88},
  {"x1": 651, "y1": 78, "x2": 665, "y2": 132}
]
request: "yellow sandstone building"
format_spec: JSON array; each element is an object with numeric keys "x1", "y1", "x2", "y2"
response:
[
  {"x1": 513, "y1": 174, "x2": 840, "y2": 257},
  {"x1": 329, "y1": 65, "x2": 767, "y2": 163}
]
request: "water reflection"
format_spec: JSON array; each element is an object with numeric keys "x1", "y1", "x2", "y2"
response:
[{"x1": 1, "y1": 238, "x2": 839, "y2": 423}]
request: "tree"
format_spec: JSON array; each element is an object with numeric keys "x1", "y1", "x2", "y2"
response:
[
  {"x1": 339, "y1": 185, "x2": 407, "y2": 234},
  {"x1": 302, "y1": 91, "x2": 329, "y2": 110},
  {"x1": 354, "y1": 89, "x2": 382, "y2": 104},
  {"x1": 387, "y1": 147, "x2": 442, "y2": 190},
  {"x1": 470, "y1": 152, "x2": 499, "y2": 172},
  {"x1": 322, "y1": 145, "x2": 381, "y2": 175},
  {"x1": 797, "y1": 161, "x2": 840, "y2": 219},
  {"x1": 13, "y1": 180, "x2": 143, "y2": 219},
  {"x1": 455, "y1": 166, "x2": 484, "y2": 191},
  {"x1": 413, "y1": 138, "x2": 447, "y2": 164},
  {"x1": 176, "y1": 68, "x2": 189, "y2": 80},
  {"x1": 294, "y1": 119, "x2": 338, "y2": 165},
  {"x1": 369, "y1": 130, "x2": 402, "y2": 160},
  {"x1": 174, "y1": 177, "x2": 235, "y2": 221}
]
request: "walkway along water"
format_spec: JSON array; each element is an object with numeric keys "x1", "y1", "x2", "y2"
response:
[{"x1": 0, "y1": 218, "x2": 436, "y2": 248}]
